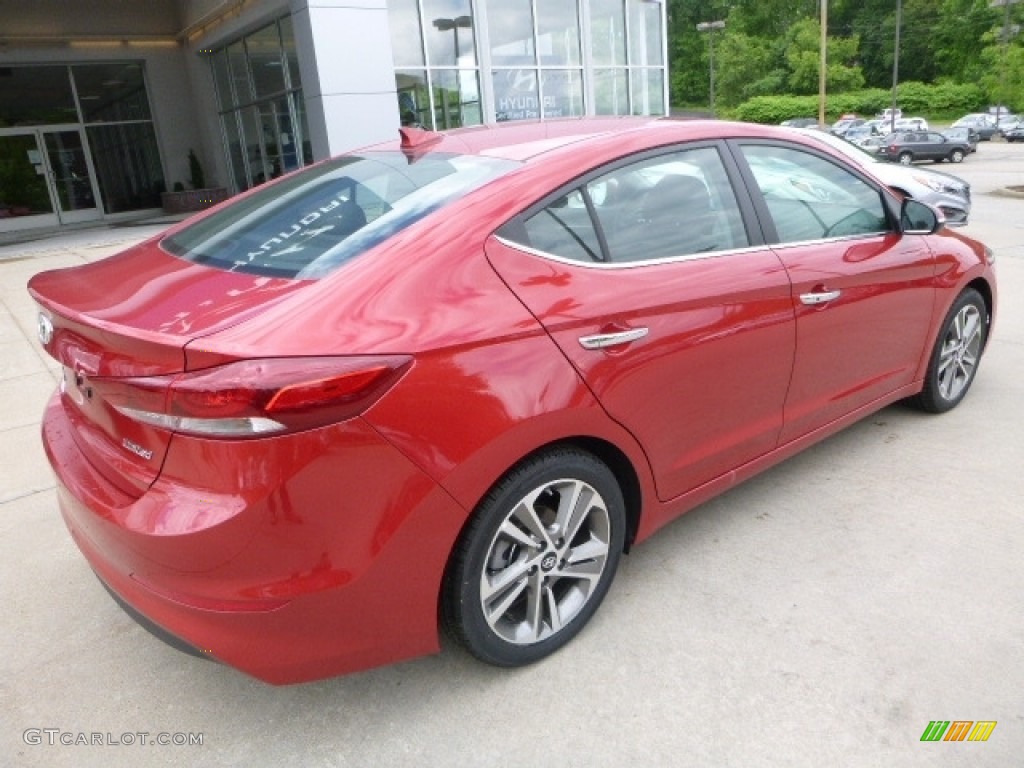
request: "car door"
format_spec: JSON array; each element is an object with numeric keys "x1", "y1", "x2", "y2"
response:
[
  {"x1": 923, "y1": 132, "x2": 947, "y2": 160},
  {"x1": 731, "y1": 140, "x2": 936, "y2": 443},
  {"x1": 487, "y1": 144, "x2": 796, "y2": 502}
]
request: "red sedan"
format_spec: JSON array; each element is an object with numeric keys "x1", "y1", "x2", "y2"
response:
[{"x1": 29, "y1": 118, "x2": 996, "y2": 684}]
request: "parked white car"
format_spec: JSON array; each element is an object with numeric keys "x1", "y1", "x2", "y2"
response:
[
  {"x1": 893, "y1": 117, "x2": 929, "y2": 131},
  {"x1": 786, "y1": 127, "x2": 972, "y2": 226}
]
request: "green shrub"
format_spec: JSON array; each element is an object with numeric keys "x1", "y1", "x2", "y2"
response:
[{"x1": 728, "y1": 82, "x2": 988, "y2": 124}]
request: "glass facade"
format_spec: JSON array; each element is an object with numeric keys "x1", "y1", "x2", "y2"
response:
[
  {"x1": 72, "y1": 63, "x2": 164, "y2": 213},
  {"x1": 0, "y1": 63, "x2": 163, "y2": 219},
  {"x1": 388, "y1": 0, "x2": 663, "y2": 127},
  {"x1": 209, "y1": 17, "x2": 310, "y2": 192},
  {"x1": 390, "y1": 0, "x2": 482, "y2": 130}
]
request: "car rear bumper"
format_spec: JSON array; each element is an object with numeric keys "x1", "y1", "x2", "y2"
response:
[{"x1": 42, "y1": 393, "x2": 469, "y2": 684}]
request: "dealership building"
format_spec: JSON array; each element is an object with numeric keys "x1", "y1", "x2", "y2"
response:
[{"x1": 0, "y1": 0, "x2": 667, "y2": 235}]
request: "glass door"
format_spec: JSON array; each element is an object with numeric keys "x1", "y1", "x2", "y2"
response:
[
  {"x1": 40, "y1": 129, "x2": 102, "y2": 224},
  {"x1": 0, "y1": 131, "x2": 59, "y2": 232}
]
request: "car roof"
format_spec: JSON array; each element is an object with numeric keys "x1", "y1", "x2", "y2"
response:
[{"x1": 362, "y1": 118, "x2": 832, "y2": 164}]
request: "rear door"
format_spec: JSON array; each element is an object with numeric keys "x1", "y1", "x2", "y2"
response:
[
  {"x1": 731, "y1": 140, "x2": 936, "y2": 443},
  {"x1": 488, "y1": 143, "x2": 795, "y2": 502}
]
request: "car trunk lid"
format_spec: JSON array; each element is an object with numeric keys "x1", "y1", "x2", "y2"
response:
[{"x1": 29, "y1": 240, "x2": 309, "y2": 497}]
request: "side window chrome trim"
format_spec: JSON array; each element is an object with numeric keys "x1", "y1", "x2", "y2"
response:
[
  {"x1": 494, "y1": 235, "x2": 772, "y2": 269},
  {"x1": 763, "y1": 231, "x2": 892, "y2": 251}
]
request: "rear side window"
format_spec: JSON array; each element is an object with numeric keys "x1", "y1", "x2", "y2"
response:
[
  {"x1": 162, "y1": 152, "x2": 518, "y2": 279},
  {"x1": 510, "y1": 145, "x2": 750, "y2": 264}
]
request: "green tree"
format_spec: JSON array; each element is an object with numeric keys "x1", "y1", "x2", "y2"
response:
[
  {"x1": 783, "y1": 18, "x2": 865, "y2": 95},
  {"x1": 714, "y1": 31, "x2": 783, "y2": 107},
  {"x1": 933, "y1": 0, "x2": 1002, "y2": 84}
]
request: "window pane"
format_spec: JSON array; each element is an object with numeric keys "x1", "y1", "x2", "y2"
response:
[
  {"x1": 228, "y1": 41, "x2": 254, "y2": 105},
  {"x1": 423, "y1": 0, "x2": 476, "y2": 66},
  {"x1": 590, "y1": 0, "x2": 626, "y2": 66},
  {"x1": 630, "y1": 68, "x2": 664, "y2": 115},
  {"x1": 0, "y1": 134, "x2": 55, "y2": 214},
  {"x1": 432, "y1": 69, "x2": 481, "y2": 129},
  {"x1": 590, "y1": 147, "x2": 750, "y2": 261},
  {"x1": 292, "y1": 91, "x2": 314, "y2": 165},
  {"x1": 523, "y1": 189, "x2": 603, "y2": 262},
  {"x1": 0, "y1": 65, "x2": 76, "y2": 126},
  {"x1": 212, "y1": 50, "x2": 234, "y2": 109},
  {"x1": 86, "y1": 123, "x2": 163, "y2": 213},
  {"x1": 487, "y1": 0, "x2": 535, "y2": 66},
  {"x1": 221, "y1": 113, "x2": 249, "y2": 192},
  {"x1": 239, "y1": 106, "x2": 267, "y2": 184},
  {"x1": 280, "y1": 15, "x2": 302, "y2": 88},
  {"x1": 628, "y1": 0, "x2": 663, "y2": 66},
  {"x1": 537, "y1": 0, "x2": 581, "y2": 66},
  {"x1": 246, "y1": 23, "x2": 287, "y2": 99},
  {"x1": 741, "y1": 145, "x2": 890, "y2": 243},
  {"x1": 593, "y1": 68, "x2": 628, "y2": 115},
  {"x1": 493, "y1": 69, "x2": 539, "y2": 121},
  {"x1": 72, "y1": 63, "x2": 151, "y2": 122},
  {"x1": 396, "y1": 70, "x2": 431, "y2": 127},
  {"x1": 388, "y1": 0, "x2": 426, "y2": 67},
  {"x1": 541, "y1": 70, "x2": 583, "y2": 119}
]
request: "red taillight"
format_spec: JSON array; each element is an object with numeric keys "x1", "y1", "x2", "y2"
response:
[{"x1": 93, "y1": 356, "x2": 412, "y2": 438}]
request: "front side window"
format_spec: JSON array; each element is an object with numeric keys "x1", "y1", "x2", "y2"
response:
[
  {"x1": 162, "y1": 152, "x2": 518, "y2": 279},
  {"x1": 741, "y1": 144, "x2": 890, "y2": 244}
]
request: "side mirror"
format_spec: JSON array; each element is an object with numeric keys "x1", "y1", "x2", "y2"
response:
[{"x1": 901, "y1": 198, "x2": 943, "y2": 234}]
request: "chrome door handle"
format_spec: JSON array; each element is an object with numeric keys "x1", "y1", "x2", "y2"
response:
[
  {"x1": 578, "y1": 327, "x2": 649, "y2": 350},
  {"x1": 799, "y1": 289, "x2": 841, "y2": 305}
]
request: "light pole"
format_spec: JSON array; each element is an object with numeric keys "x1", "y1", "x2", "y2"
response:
[
  {"x1": 990, "y1": 0, "x2": 1021, "y2": 128},
  {"x1": 818, "y1": 0, "x2": 827, "y2": 127},
  {"x1": 696, "y1": 20, "x2": 726, "y2": 113},
  {"x1": 432, "y1": 15, "x2": 472, "y2": 64},
  {"x1": 890, "y1": 0, "x2": 902, "y2": 135}
]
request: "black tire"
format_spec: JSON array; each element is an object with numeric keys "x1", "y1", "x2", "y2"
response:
[
  {"x1": 949, "y1": 148, "x2": 965, "y2": 163},
  {"x1": 443, "y1": 448, "x2": 626, "y2": 667},
  {"x1": 912, "y1": 288, "x2": 988, "y2": 413}
]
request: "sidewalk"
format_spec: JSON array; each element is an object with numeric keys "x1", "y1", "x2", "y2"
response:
[
  {"x1": 0, "y1": 216, "x2": 181, "y2": 260},
  {"x1": 0, "y1": 221, "x2": 176, "y2": 506}
]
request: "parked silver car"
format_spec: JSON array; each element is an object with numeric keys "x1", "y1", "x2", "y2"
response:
[{"x1": 787, "y1": 128, "x2": 971, "y2": 225}]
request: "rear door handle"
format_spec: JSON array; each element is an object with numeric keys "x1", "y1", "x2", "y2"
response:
[
  {"x1": 799, "y1": 289, "x2": 841, "y2": 305},
  {"x1": 578, "y1": 327, "x2": 649, "y2": 350}
]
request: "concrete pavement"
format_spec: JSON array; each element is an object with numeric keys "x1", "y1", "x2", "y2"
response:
[{"x1": 1, "y1": 148, "x2": 1022, "y2": 767}]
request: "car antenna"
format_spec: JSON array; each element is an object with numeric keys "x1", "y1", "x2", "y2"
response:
[{"x1": 399, "y1": 127, "x2": 442, "y2": 162}]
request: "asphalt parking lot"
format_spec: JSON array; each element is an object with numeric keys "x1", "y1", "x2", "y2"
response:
[{"x1": 2, "y1": 142, "x2": 1022, "y2": 767}]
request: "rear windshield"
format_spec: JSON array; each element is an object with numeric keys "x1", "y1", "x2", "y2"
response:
[{"x1": 162, "y1": 151, "x2": 519, "y2": 279}]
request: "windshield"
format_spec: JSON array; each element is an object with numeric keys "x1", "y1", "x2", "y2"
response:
[{"x1": 162, "y1": 152, "x2": 519, "y2": 279}]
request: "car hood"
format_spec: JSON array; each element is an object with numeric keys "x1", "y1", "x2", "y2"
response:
[{"x1": 865, "y1": 162, "x2": 968, "y2": 195}]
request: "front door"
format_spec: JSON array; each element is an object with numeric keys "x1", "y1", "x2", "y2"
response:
[
  {"x1": 0, "y1": 131, "x2": 58, "y2": 231},
  {"x1": 0, "y1": 127, "x2": 102, "y2": 232},
  {"x1": 734, "y1": 140, "x2": 937, "y2": 443},
  {"x1": 39, "y1": 128, "x2": 102, "y2": 224}
]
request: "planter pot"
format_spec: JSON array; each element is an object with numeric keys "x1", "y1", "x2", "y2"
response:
[{"x1": 161, "y1": 187, "x2": 229, "y2": 214}]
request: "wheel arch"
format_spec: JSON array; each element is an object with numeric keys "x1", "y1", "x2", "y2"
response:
[
  {"x1": 967, "y1": 276, "x2": 995, "y2": 351},
  {"x1": 448, "y1": 435, "x2": 645, "y2": 557}
]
